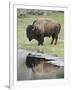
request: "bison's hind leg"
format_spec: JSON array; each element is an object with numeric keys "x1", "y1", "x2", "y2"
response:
[
  {"x1": 51, "y1": 34, "x2": 55, "y2": 45},
  {"x1": 55, "y1": 36, "x2": 58, "y2": 45},
  {"x1": 51, "y1": 38, "x2": 54, "y2": 45}
]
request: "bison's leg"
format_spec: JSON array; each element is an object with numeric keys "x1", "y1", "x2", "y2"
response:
[
  {"x1": 51, "y1": 34, "x2": 55, "y2": 45},
  {"x1": 38, "y1": 35, "x2": 44, "y2": 45},
  {"x1": 38, "y1": 42, "x2": 40, "y2": 45},
  {"x1": 38, "y1": 42, "x2": 43, "y2": 45},
  {"x1": 38, "y1": 40, "x2": 44, "y2": 45},
  {"x1": 51, "y1": 38, "x2": 54, "y2": 45},
  {"x1": 55, "y1": 36, "x2": 58, "y2": 45}
]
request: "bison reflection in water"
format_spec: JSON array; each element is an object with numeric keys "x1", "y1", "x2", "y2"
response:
[
  {"x1": 26, "y1": 53, "x2": 60, "y2": 73},
  {"x1": 26, "y1": 20, "x2": 61, "y2": 45}
]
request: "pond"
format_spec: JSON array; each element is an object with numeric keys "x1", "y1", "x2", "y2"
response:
[{"x1": 17, "y1": 49, "x2": 64, "y2": 81}]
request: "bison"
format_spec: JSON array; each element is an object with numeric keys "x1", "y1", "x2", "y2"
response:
[{"x1": 26, "y1": 20, "x2": 61, "y2": 45}]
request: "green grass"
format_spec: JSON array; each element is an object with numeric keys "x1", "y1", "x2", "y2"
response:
[{"x1": 17, "y1": 12, "x2": 64, "y2": 57}]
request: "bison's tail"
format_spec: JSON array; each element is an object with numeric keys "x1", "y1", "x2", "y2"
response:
[{"x1": 59, "y1": 24, "x2": 61, "y2": 33}]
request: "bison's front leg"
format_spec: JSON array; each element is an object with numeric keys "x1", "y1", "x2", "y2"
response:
[
  {"x1": 37, "y1": 35, "x2": 44, "y2": 45},
  {"x1": 55, "y1": 36, "x2": 58, "y2": 45},
  {"x1": 38, "y1": 42, "x2": 42, "y2": 45},
  {"x1": 38, "y1": 38, "x2": 44, "y2": 45}
]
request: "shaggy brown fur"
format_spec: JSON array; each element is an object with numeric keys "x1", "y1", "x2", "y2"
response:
[{"x1": 32, "y1": 20, "x2": 61, "y2": 45}]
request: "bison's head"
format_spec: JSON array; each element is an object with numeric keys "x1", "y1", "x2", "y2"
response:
[
  {"x1": 26, "y1": 25, "x2": 44, "y2": 45},
  {"x1": 26, "y1": 25, "x2": 36, "y2": 41}
]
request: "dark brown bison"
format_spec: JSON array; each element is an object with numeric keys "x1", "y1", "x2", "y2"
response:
[{"x1": 26, "y1": 20, "x2": 61, "y2": 45}]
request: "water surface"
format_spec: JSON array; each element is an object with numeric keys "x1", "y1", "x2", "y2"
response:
[{"x1": 17, "y1": 49, "x2": 64, "y2": 81}]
